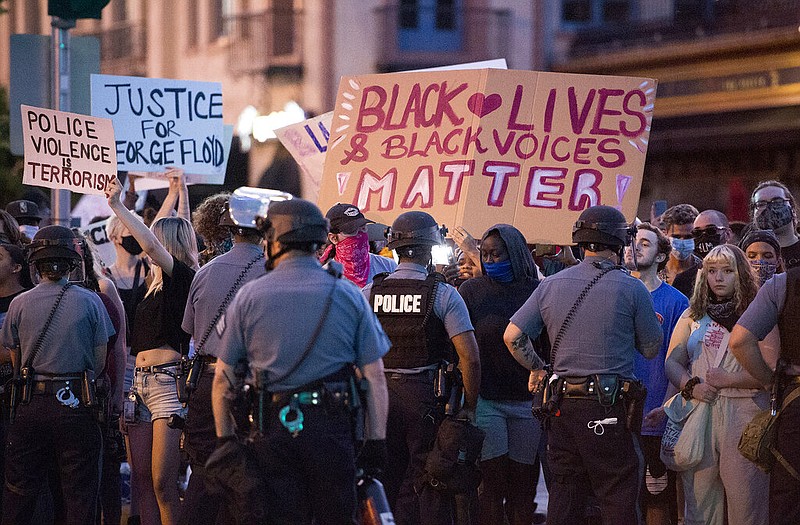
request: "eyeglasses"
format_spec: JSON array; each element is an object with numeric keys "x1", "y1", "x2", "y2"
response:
[
  {"x1": 691, "y1": 226, "x2": 726, "y2": 238},
  {"x1": 751, "y1": 198, "x2": 791, "y2": 211}
]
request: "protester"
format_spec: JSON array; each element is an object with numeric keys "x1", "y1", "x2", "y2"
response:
[
  {"x1": 210, "y1": 198, "x2": 389, "y2": 524},
  {"x1": 362, "y1": 211, "x2": 481, "y2": 525},
  {"x1": 505, "y1": 205, "x2": 662, "y2": 524},
  {"x1": 750, "y1": 180, "x2": 800, "y2": 269},
  {"x1": 625, "y1": 223, "x2": 689, "y2": 525},
  {"x1": 740, "y1": 229, "x2": 782, "y2": 286},
  {"x1": 0, "y1": 225, "x2": 115, "y2": 525},
  {"x1": 0, "y1": 211, "x2": 25, "y2": 247},
  {"x1": 180, "y1": 196, "x2": 266, "y2": 525},
  {"x1": 322, "y1": 203, "x2": 397, "y2": 287},
  {"x1": 458, "y1": 224, "x2": 543, "y2": 525},
  {"x1": 665, "y1": 244, "x2": 775, "y2": 525},
  {"x1": 730, "y1": 255, "x2": 800, "y2": 525},
  {"x1": 672, "y1": 209, "x2": 733, "y2": 298},
  {"x1": 192, "y1": 192, "x2": 234, "y2": 266},
  {"x1": 4, "y1": 201, "x2": 42, "y2": 241},
  {"x1": 106, "y1": 170, "x2": 198, "y2": 525},
  {"x1": 659, "y1": 204, "x2": 701, "y2": 285}
]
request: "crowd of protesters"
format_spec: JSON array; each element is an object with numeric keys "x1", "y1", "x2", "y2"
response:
[{"x1": 0, "y1": 173, "x2": 797, "y2": 525}]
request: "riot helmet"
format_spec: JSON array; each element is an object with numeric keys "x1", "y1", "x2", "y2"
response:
[
  {"x1": 264, "y1": 199, "x2": 329, "y2": 246},
  {"x1": 27, "y1": 225, "x2": 85, "y2": 283},
  {"x1": 572, "y1": 205, "x2": 633, "y2": 249},
  {"x1": 387, "y1": 211, "x2": 445, "y2": 250}
]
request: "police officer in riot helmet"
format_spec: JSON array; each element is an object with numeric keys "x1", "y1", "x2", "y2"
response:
[
  {"x1": 209, "y1": 197, "x2": 390, "y2": 524},
  {"x1": 1, "y1": 225, "x2": 115, "y2": 524},
  {"x1": 362, "y1": 210, "x2": 481, "y2": 525},
  {"x1": 504, "y1": 205, "x2": 662, "y2": 525}
]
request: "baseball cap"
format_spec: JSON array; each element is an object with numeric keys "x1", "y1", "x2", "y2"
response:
[
  {"x1": 6, "y1": 200, "x2": 41, "y2": 222},
  {"x1": 325, "y1": 203, "x2": 374, "y2": 234}
]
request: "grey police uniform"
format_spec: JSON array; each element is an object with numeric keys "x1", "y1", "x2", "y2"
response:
[
  {"x1": 217, "y1": 255, "x2": 390, "y2": 523},
  {"x1": 361, "y1": 262, "x2": 474, "y2": 525},
  {"x1": 0, "y1": 278, "x2": 115, "y2": 525},
  {"x1": 510, "y1": 256, "x2": 662, "y2": 525},
  {"x1": 179, "y1": 242, "x2": 266, "y2": 525}
]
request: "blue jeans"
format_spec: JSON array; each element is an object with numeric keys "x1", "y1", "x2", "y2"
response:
[{"x1": 2, "y1": 394, "x2": 101, "y2": 525}]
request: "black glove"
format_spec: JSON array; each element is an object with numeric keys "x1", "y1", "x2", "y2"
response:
[{"x1": 358, "y1": 439, "x2": 388, "y2": 476}]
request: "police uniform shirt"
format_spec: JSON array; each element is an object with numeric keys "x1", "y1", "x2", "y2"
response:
[
  {"x1": 510, "y1": 256, "x2": 662, "y2": 378},
  {"x1": 182, "y1": 243, "x2": 266, "y2": 358},
  {"x1": 0, "y1": 279, "x2": 115, "y2": 374},
  {"x1": 737, "y1": 271, "x2": 786, "y2": 340},
  {"x1": 361, "y1": 262, "x2": 474, "y2": 349},
  {"x1": 218, "y1": 256, "x2": 390, "y2": 392},
  {"x1": 367, "y1": 253, "x2": 398, "y2": 283}
]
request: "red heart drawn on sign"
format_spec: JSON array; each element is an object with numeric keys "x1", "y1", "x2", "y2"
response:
[{"x1": 467, "y1": 93, "x2": 502, "y2": 117}]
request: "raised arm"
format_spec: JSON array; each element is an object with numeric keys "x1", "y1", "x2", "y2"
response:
[
  {"x1": 106, "y1": 176, "x2": 175, "y2": 276},
  {"x1": 154, "y1": 168, "x2": 189, "y2": 221}
]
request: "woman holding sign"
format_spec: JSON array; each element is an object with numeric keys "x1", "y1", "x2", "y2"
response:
[
  {"x1": 106, "y1": 169, "x2": 198, "y2": 525},
  {"x1": 665, "y1": 245, "x2": 776, "y2": 525}
]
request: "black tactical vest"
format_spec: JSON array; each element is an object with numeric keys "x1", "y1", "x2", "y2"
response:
[
  {"x1": 778, "y1": 266, "x2": 800, "y2": 366},
  {"x1": 370, "y1": 272, "x2": 454, "y2": 368}
]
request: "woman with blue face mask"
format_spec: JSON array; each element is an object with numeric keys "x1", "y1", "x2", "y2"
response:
[{"x1": 457, "y1": 224, "x2": 544, "y2": 525}]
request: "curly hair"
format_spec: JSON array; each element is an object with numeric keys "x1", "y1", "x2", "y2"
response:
[
  {"x1": 688, "y1": 244, "x2": 758, "y2": 321},
  {"x1": 193, "y1": 193, "x2": 232, "y2": 245},
  {"x1": 637, "y1": 222, "x2": 672, "y2": 272},
  {"x1": 661, "y1": 204, "x2": 699, "y2": 231}
]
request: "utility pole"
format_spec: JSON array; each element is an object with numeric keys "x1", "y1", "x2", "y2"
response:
[{"x1": 50, "y1": 16, "x2": 75, "y2": 226}]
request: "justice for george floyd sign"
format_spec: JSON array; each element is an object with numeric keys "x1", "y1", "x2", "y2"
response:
[
  {"x1": 91, "y1": 74, "x2": 225, "y2": 177},
  {"x1": 319, "y1": 69, "x2": 657, "y2": 245},
  {"x1": 21, "y1": 105, "x2": 117, "y2": 195}
]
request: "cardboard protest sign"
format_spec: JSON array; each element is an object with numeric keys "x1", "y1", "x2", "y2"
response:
[
  {"x1": 91, "y1": 74, "x2": 225, "y2": 177},
  {"x1": 278, "y1": 60, "x2": 507, "y2": 203},
  {"x1": 320, "y1": 69, "x2": 656, "y2": 245},
  {"x1": 82, "y1": 217, "x2": 116, "y2": 271},
  {"x1": 20, "y1": 105, "x2": 117, "y2": 196}
]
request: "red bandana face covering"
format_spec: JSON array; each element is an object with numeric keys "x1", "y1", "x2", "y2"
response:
[{"x1": 335, "y1": 231, "x2": 371, "y2": 287}]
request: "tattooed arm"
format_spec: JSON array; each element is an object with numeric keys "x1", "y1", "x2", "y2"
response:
[{"x1": 504, "y1": 322, "x2": 545, "y2": 370}]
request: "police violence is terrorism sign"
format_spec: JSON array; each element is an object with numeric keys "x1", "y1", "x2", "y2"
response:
[
  {"x1": 21, "y1": 105, "x2": 117, "y2": 195},
  {"x1": 319, "y1": 69, "x2": 657, "y2": 245},
  {"x1": 90, "y1": 74, "x2": 225, "y2": 177}
]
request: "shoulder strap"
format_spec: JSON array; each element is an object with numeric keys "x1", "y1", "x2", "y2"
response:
[
  {"x1": 772, "y1": 386, "x2": 800, "y2": 481},
  {"x1": 195, "y1": 253, "x2": 264, "y2": 356},
  {"x1": 547, "y1": 266, "x2": 617, "y2": 370},
  {"x1": 265, "y1": 274, "x2": 339, "y2": 389},
  {"x1": 25, "y1": 282, "x2": 72, "y2": 369}
]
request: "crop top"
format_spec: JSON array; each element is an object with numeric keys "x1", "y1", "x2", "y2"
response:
[{"x1": 130, "y1": 256, "x2": 195, "y2": 355}]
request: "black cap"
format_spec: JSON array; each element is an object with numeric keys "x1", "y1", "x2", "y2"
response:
[
  {"x1": 325, "y1": 203, "x2": 374, "y2": 234},
  {"x1": 6, "y1": 200, "x2": 41, "y2": 222},
  {"x1": 740, "y1": 229, "x2": 781, "y2": 256}
]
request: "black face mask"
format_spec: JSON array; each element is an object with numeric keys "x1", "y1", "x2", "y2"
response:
[
  {"x1": 120, "y1": 235, "x2": 143, "y2": 255},
  {"x1": 693, "y1": 232, "x2": 722, "y2": 258}
]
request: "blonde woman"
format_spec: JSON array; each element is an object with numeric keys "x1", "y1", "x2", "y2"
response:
[
  {"x1": 106, "y1": 169, "x2": 198, "y2": 525},
  {"x1": 665, "y1": 244, "x2": 778, "y2": 525}
]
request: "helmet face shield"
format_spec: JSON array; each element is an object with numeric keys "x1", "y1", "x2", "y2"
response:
[{"x1": 228, "y1": 187, "x2": 293, "y2": 230}]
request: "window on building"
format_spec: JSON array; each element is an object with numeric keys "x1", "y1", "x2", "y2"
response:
[
  {"x1": 400, "y1": 0, "x2": 418, "y2": 29},
  {"x1": 436, "y1": 0, "x2": 455, "y2": 30},
  {"x1": 397, "y1": 0, "x2": 462, "y2": 52},
  {"x1": 25, "y1": 2, "x2": 41, "y2": 34},
  {"x1": 111, "y1": 0, "x2": 128, "y2": 22},
  {"x1": 210, "y1": 0, "x2": 234, "y2": 40},
  {"x1": 188, "y1": 3, "x2": 198, "y2": 47},
  {"x1": 562, "y1": 0, "x2": 633, "y2": 26}
]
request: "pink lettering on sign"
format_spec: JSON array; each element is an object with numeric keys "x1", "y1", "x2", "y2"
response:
[
  {"x1": 440, "y1": 161, "x2": 475, "y2": 205},
  {"x1": 356, "y1": 168, "x2": 397, "y2": 211},
  {"x1": 483, "y1": 162, "x2": 520, "y2": 207},
  {"x1": 402, "y1": 165, "x2": 434, "y2": 208},
  {"x1": 524, "y1": 167, "x2": 567, "y2": 209}
]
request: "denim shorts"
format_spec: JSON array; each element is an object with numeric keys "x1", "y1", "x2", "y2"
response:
[
  {"x1": 475, "y1": 396, "x2": 541, "y2": 464},
  {"x1": 132, "y1": 366, "x2": 187, "y2": 422}
]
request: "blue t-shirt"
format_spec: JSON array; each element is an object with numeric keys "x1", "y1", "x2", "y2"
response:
[{"x1": 634, "y1": 282, "x2": 688, "y2": 436}]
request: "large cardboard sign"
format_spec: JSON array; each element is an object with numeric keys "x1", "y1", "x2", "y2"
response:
[
  {"x1": 20, "y1": 104, "x2": 117, "y2": 195},
  {"x1": 91, "y1": 74, "x2": 225, "y2": 177},
  {"x1": 274, "y1": 112, "x2": 332, "y2": 200},
  {"x1": 320, "y1": 69, "x2": 656, "y2": 245}
]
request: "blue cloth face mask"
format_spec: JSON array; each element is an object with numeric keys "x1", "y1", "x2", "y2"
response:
[
  {"x1": 671, "y1": 238, "x2": 695, "y2": 261},
  {"x1": 749, "y1": 259, "x2": 778, "y2": 286},
  {"x1": 483, "y1": 259, "x2": 514, "y2": 283}
]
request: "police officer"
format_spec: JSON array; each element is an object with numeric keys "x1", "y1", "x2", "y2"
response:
[
  {"x1": 180, "y1": 197, "x2": 267, "y2": 525},
  {"x1": 503, "y1": 205, "x2": 662, "y2": 525},
  {"x1": 731, "y1": 267, "x2": 800, "y2": 525},
  {"x1": 362, "y1": 211, "x2": 481, "y2": 525},
  {"x1": 211, "y1": 198, "x2": 390, "y2": 524},
  {"x1": 0, "y1": 225, "x2": 115, "y2": 525}
]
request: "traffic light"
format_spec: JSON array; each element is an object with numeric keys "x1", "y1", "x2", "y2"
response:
[{"x1": 48, "y1": 0, "x2": 110, "y2": 20}]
